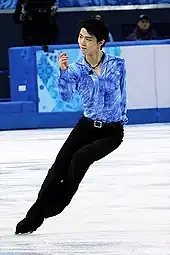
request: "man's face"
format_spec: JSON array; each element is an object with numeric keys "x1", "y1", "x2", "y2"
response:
[
  {"x1": 78, "y1": 28, "x2": 104, "y2": 55},
  {"x1": 138, "y1": 19, "x2": 150, "y2": 31}
]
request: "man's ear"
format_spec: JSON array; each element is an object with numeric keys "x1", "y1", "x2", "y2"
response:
[{"x1": 99, "y1": 39, "x2": 105, "y2": 47}]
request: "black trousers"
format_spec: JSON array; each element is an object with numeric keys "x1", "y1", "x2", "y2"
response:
[{"x1": 26, "y1": 116, "x2": 124, "y2": 219}]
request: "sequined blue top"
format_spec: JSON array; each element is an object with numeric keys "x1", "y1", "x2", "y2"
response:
[{"x1": 58, "y1": 52, "x2": 128, "y2": 124}]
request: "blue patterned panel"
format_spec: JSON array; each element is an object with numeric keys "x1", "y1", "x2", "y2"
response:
[
  {"x1": 0, "y1": 0, "x2": 16, "y2": 9},
  {"x1": 1, "y1": 0, "x2": 170, "y2": 9},
  {"x1": 36, "y1": 45, "x2": 121, "y2": 113},
  {"x1": 59, "y1": 0, "x2": 170, "y2": 6}
]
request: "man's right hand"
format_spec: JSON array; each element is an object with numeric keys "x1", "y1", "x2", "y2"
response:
[{"x1": 59, "y1": 53, "x2": 69, "y2": 69}]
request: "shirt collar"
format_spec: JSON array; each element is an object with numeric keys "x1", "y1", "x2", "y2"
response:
[{"x1": 76, "y1": 52, "x2": 115, "y2": 67}]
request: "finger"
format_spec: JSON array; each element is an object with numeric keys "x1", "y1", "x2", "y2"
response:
[
  {"x1": 61, "y1": 56, "x2": 69, "y2": 59},
  {"x1": 61, "y1": 57, "x2": 68, "y2": 61},
  {"x1": 60, "y1": 55, "x2": 68, "y2": 60},
  {"x1": 59, "y1": 52, "x2": 67, "y2": 58},
  {"x1": 61, "y1": 60, "x2": 68, "y2": 64}
]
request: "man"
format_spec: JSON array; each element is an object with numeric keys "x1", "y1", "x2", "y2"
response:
[
  {"x1": 15, "y1": 17, "x2": 127, "y2": 234},
  {"x1": 126, "y1": 14, "x2": 157, "y2": 41}
]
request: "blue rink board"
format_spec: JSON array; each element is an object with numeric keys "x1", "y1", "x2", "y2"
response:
[{"x1": 1, "y1": 40, "x2": 170, "y2": 130}]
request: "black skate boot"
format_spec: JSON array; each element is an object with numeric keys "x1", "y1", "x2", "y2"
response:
[{"x1": 15, "y1": 202, "x2": 44, "y2": 234}]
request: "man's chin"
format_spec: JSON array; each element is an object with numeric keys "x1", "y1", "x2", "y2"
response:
[{"x1": 80, "y1": 48, "x2": 87, "y2": 52}]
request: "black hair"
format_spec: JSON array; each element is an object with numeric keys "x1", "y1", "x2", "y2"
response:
[{"x1": 79, "y1": 17, "x2": 109, "y2": 45}]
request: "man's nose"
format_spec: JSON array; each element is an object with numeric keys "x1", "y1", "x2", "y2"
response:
[{"x1": 81, "y1": 38, "x2": 86, "y2": 45}]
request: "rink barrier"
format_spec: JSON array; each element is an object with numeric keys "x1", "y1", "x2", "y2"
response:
[
  {"x1": 0, "y1": 101, "x2": 82, "y2": 130},
  {"x1": 0, "y1": 40, "x2": 170, "y2": 130},
  {"x1": 0, "y1": 105, "x2": 164, "y2": 130}
]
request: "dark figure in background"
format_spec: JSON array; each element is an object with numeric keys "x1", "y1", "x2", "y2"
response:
[
  {"x1": 95, "y1": 14, "x2": 114, "y2": 42},
  {"x1": 126, "y1": 15, "x2": 157, "y2": 41},
  {"x1": 13, "y1": 0, "x2": 59, "y2": 46}
]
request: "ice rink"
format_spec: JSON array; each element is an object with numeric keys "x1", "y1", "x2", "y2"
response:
[{"x1": 0, "y1": 123, "x2": 170, "y2": 255}]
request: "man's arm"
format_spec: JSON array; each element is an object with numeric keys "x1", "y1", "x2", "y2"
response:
[
  {"x1": 120, "y1": 60, "x2": 128, "y2": 124},
  {"x1": 58, "y1": 52, "x2": 80, "y2": 102},
  {"x1": 58, "y1": 65, "x2": 80, "y2": 101}
]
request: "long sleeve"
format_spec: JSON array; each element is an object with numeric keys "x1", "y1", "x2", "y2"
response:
[
  {"x1": 58, "y1": 64, "x2": 80, "y2": 102},
  {"x1": 120, "y1": 60, "x2": 128, "y2": 124}
]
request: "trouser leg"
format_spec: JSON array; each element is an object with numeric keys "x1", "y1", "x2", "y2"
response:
[
  {"x1": 43, "y1": 123, "x2": 124, "y2": 218},
  {"x1": 15, "y1": 120, "x2": 124, "y2": 233},
  {"x1": 26, "y1": 118, "x2": 93, "y2": 218}
]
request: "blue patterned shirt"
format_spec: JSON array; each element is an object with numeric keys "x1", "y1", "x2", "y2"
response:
[{"x1": 58, "y1": 52, "x2": 128, "y2": 124}]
